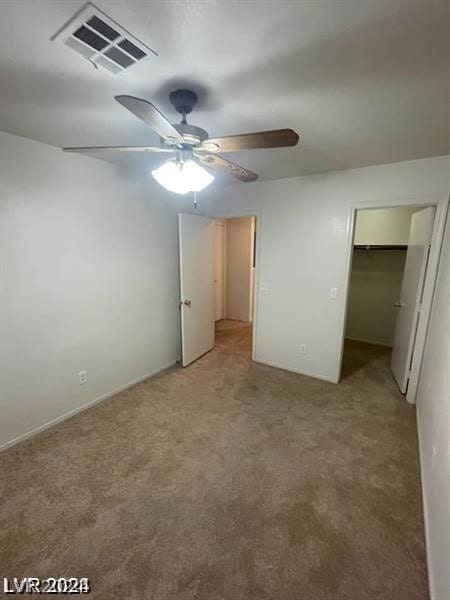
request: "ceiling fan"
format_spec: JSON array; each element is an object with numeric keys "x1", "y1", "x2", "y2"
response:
[{"x1": 63, "y1": 89, "x2": 300, "y2": 194}]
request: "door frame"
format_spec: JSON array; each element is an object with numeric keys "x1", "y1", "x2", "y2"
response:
[
  {"x1": 338, "y1": 194, "x2": 449, "y2": 403},
  {"x1": 209, "y1": 211, "x2": 261, "y2": 362},
  {"x1": 213, "y1": 219, "x2": 227, "y2": 321}
]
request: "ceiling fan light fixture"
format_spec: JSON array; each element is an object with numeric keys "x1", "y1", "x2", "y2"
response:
[
  {"x1": 151, "y1": 159, "x2": 214, "y2": 195},
  {"x1": 151, "y1": 160, "x2": 189, "y2": 194},
  {"x1": 182, "y1": 159, "x2": 215, "y2": 191},
  {"x1": 63, "y1": 89, "x2": 299, "y2": 184}
]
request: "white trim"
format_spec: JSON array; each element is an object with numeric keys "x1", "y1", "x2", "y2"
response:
[
  {"x1": 178, "y1": 214, "x2": 187, "y2": 365},
  {"x1": 248, "y1": 219, "x2": 256, "y2": 323},
  {"x1": 251, "y1": 213, "x2": 261, "y2": 363},
  {"x1": 213, "y1": 219, "x2": 227, "y2": 321},
  {"x1": 0, "y1": 360, "x2": 178, "y2": 452},
  {"x1": 406, "y1": 200, "x2": 448, "y2": 403},
  {"x1": 337, "y1": 206, "x2": 358, "y2": 381},
  {"x1": 337, "y1": 194, "x2": 449, "y2": 403},
  {"x1": 254, "y1": 357, "x2": 334, "y2": 383},
  {"x1": 416, "y1": 402, "x2": 436, "y2": 600}
]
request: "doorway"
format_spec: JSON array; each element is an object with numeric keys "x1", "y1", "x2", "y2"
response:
[
  {"x1": 341, "y1": 205, "x2": 435, "y2": 399},
  {"x1": 178, "y1": 213, "x2": 258, "y2": 367},
  {"x1": 213, "y1": 217, "x2": 256, "y2": 355}
]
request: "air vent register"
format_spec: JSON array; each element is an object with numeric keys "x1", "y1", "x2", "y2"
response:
[{"x1": 51, "y1": 2, "x2": 156, "y2": 74}]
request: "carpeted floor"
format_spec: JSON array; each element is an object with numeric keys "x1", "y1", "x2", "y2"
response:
[{"x1": 0, "y1": 320, "x2": 428, "y2": 599}]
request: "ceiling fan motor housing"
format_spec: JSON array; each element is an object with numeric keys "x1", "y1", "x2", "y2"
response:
[
  {"x1": 164, "y1": 89, "x2": 209, "y2": 146},
  {"x1": 169, "y1": 89, "x2": 198, "y2": 115},
  {"x1": 169, "y1": 123, "x2": 209, "y2": 147}
]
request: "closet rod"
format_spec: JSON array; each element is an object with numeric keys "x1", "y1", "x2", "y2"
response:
[{"x1": 353, "y1": 244, "x2": 407, "y2": 250}]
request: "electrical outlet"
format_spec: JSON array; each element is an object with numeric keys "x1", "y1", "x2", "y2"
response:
[
  {"x1": 78, "y1": 370, "x2": 88, "y2": 385},
  {"x1": 300, "y1": 344, "x2": 307, "y2": 354},
  {"x1": 260, "y1": 281, "x2": 270, "y2": 291},
  {"x1": 330, "y1": 287, "x2": 338, "y2": 299}
]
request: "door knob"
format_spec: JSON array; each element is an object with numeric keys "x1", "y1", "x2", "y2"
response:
[
  {"x1": 394, "y1": 301, "x2": 404, "y2": 308},
  {"x1": 184, "y1": 300, "x2": 192, "y2": 307}
]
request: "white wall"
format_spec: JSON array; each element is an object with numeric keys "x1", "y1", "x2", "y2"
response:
[
  {"x1": 0, "y1": 131, "x2": 197, "y2": 449},
  {"x1": 416, "y1": 208, "x2": 450, "y2": 600},
  {"x1": 346, "y1": 249, "x2": 406, "y2": 346},
  {"x1": 354, "y1": 206, "x2": 417, "y2": 245},
  {"x1": 225, "y1": 217, "x2": 254, "y2": 322},
  {"x1": 205, "y1": 155, "x2": 450, "y2": 382}
]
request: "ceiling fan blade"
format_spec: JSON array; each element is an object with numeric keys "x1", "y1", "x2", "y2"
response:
[
  {"x1": 115, "y1": 95, "x2": 185, "y2": 145},
  {"x1": 196, "y1": 153, "x2": 258, "y2": 182},
  {"x1": 63, "y1": 146, "x2": 174, "y2": 154},
  {"x1": 199, "y1": 129, "x2": 299, "y2": 153}
]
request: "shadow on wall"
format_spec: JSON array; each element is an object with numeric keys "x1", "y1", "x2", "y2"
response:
[{"x1": 341, "y1": 339, "x2": 390, "y2": 380}]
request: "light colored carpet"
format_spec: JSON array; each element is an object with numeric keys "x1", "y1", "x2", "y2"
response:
[{"x1": 0, "y1": 320, "x2": 428, "y2": 599}]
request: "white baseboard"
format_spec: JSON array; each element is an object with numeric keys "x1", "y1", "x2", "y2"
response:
[
  {"x1": 253, "y1": 357, "x2": 335, "y2": 383},
  {"x1": 416, "y1": 403, "x2": 436, "y2": 600},
  {"x1": 0, "y1": 359, "x2": 179, "y2": 453},
  {"x1": 345, "y1": 336, "x2": 392, "y2": 348},
  {"x1": 226, "y1": 316, "x2": 252, "y2": 323}
]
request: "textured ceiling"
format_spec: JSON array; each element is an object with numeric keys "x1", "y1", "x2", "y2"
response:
[{"x1": 0, "y1": 0, "x2": 449, "y2": 181}]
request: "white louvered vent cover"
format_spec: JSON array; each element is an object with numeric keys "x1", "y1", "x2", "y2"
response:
[{"x1": 51, "y1": 2, "x2": 156, "y2": 74}]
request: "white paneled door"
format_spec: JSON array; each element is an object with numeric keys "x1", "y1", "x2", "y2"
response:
[
  {"x1": 178, "y1": 213, "x2": 215, "y2": 367},
  {"x1": 213, "y1": 220, "x2": 225, "y2": 321},
  {"x1": 391, "y1": 207, "x2": 435, "y2": 393}
]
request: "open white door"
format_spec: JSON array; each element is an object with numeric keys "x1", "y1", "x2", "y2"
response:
[
  {"x1": 213, "y1": 220, "x2": 225, "y2": 321},
  {"x1": 391, "y1": 207, "x2": 435, "y2": 393},
  {"x1": 179, "y1": 213, "x2": 214, "y2": 367}
]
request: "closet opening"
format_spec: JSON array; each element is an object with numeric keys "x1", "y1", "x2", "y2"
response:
[{"x1": 341, "y1": 206, "x2": 435, "y2": 397}]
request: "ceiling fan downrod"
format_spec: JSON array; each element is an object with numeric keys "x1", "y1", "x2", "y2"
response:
[{"x1": 169, "y1": 89, "x2": 198, "y2": 123}]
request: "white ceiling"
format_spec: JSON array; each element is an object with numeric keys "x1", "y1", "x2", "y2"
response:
[{"x1": 1, "y1": 0, "x2": 449, "y2": 181}]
